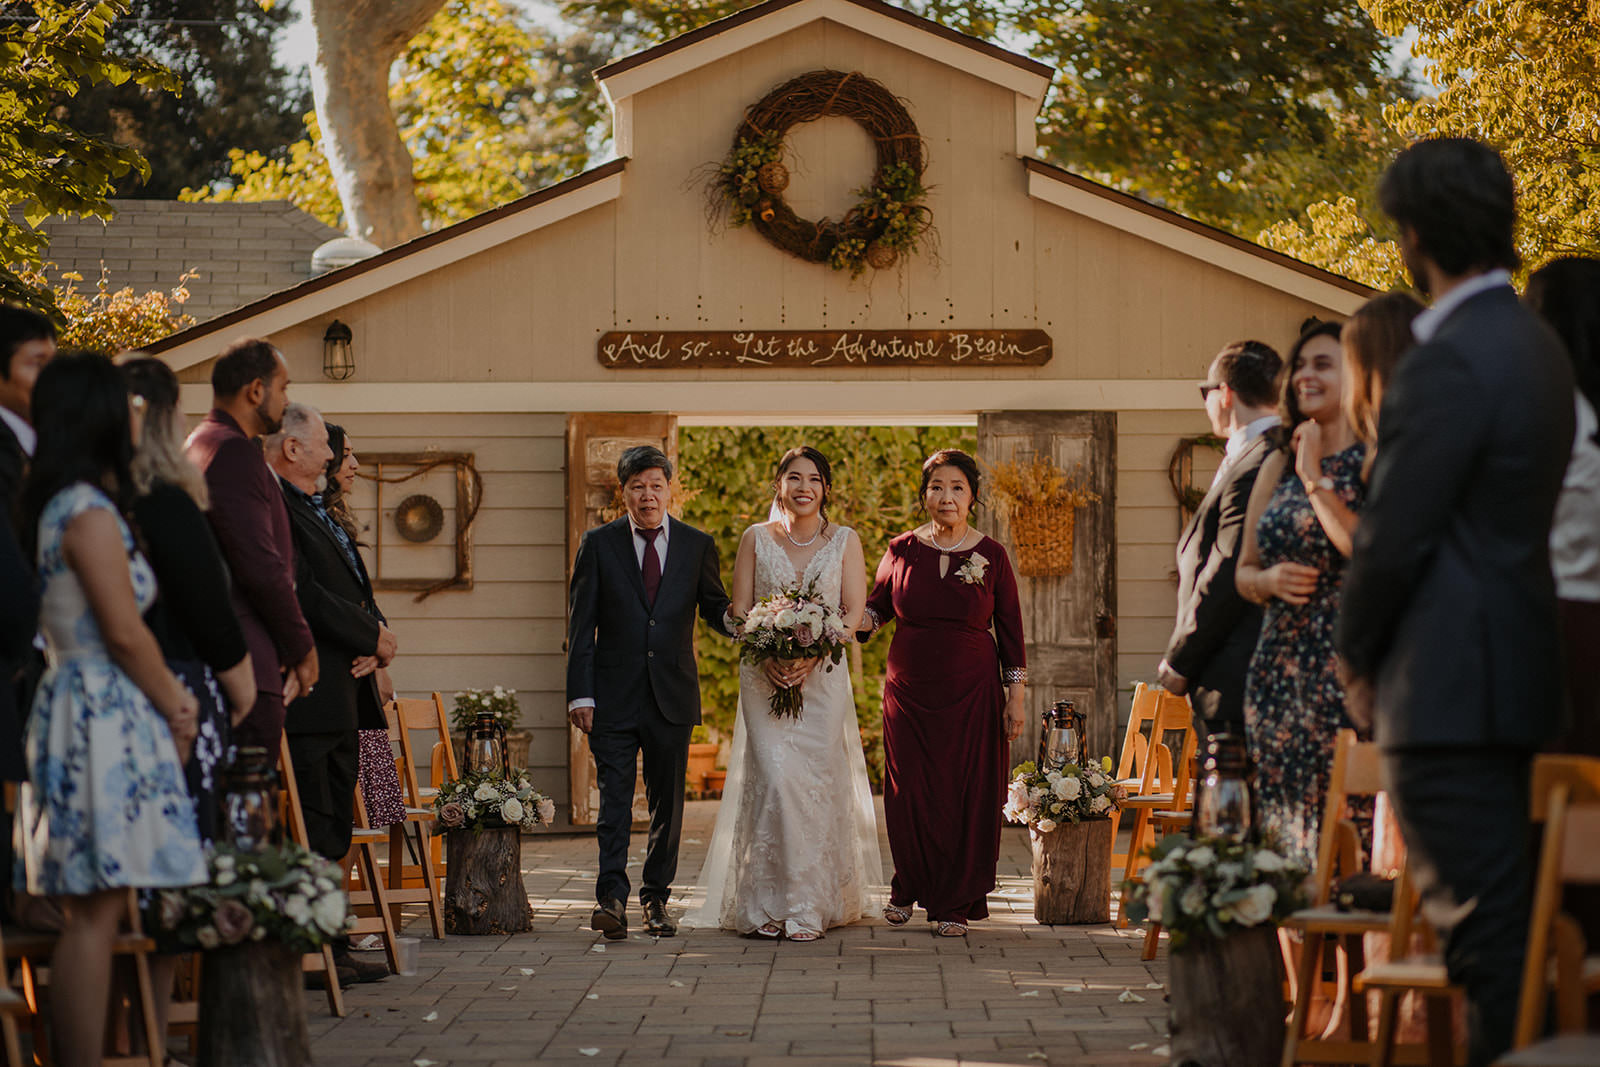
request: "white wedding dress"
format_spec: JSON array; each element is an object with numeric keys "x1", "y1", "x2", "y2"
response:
[{"x1": 683, "y1": 524, "x2": 882, "y2": 936}]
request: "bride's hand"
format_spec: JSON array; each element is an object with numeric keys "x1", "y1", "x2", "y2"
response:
[{"x1": 763, "y1": 658, "x2": 815, "y2": 689}]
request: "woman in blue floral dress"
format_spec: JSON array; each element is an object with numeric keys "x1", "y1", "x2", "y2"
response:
[
  {"x1": 17, "y1": 353, "x2": 204, "y2": 1067},
  {"x1": 1235, "y1": 321, "x2": 1367, "y2": 866}
]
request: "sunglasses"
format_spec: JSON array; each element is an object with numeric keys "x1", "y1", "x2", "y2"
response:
[{"x1": 1198, "y1": 382, "x2": 1224, "y2": 401}]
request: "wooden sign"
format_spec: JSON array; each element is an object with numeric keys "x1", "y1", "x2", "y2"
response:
[{"x1": 596, "y1": 329, "x2": 1052, "y2": 369}]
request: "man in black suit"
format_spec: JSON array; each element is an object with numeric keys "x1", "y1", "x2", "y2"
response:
[
  {"x1": 1337, "y1": 138, "x2": 1574, "y2": 1067},
  {"x1": 267, "y1": 403, "x2": 396, "y2": 982},
  {"x1": 1159, "y1": 339, "x2": 1282, "y2": 742},
  {"x1": 567, "y1": 445, "x2": 732, "y2": 939}
]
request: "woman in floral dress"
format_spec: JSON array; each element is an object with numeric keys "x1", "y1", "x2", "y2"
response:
[{"x1": 1235, "y1": 321, "x2": 1367, "y2": 866}]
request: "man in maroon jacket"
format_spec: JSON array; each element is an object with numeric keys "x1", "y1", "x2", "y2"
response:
[{"x1": 185, "y1": 338, "x2": 318, "y2": 749}]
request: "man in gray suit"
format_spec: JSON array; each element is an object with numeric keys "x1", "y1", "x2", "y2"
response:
[
  {"x1": 1159, "y1": 340, "x2": 1282, "y2": 742},
  {"x1": 1338, "y1": 138, "x2": 1574, "y2": 1067}
]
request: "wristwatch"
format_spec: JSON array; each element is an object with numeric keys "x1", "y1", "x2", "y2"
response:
[{"x1": 1306, "y1": 476, "x2": 1336, "y2": 495}]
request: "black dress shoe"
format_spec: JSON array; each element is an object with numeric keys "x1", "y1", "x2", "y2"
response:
[
  {"x1": 591, "y1": 897, "x2": 627, "y2": 940},
  {"x1": 305, "y1": 964, "x2": 358, "y2": 990},
  {"x1": 643, "y1": 899, "x2": 676, "y2": 937},
  {"x1": 332, "y1": 947, "x2": 391, "y2": 983}
]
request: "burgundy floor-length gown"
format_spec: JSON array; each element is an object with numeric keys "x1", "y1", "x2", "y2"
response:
[{"x1": 863, "y1": 532, "x2": 1026, "y2": 923}]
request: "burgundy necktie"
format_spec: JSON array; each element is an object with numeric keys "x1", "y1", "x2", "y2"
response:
[{"x1": 639, "y1": 526, "x2": 662, "y2": 606}]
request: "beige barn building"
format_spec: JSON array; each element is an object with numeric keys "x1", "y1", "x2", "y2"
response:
[{"x1": 148, "y1": 0, "x2": 1373, "y2": 827}]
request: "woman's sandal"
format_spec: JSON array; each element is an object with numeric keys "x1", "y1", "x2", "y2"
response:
[
  {"x1": 933, "y1": 921, "x2": 968, "y2": 938},
  {"x1": 754, "y1": 922, "x2": 783, "y2": 939},
  {"x1": 788, "y1": 930, "x2": 823, "y2": 942},
  {"x1": 882, "y1": 903, "x2": 913, "y2": 926}
]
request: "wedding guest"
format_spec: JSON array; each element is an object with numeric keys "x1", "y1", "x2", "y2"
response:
[
  {"x1": 1338, "y1": 138, "x2": 1574, "y2": 1067},
  {"x1": 185, "y1": 338, "x2": 317, "y2": 749},
  {"x1": 16, "y1": 352, "x2": 203, "y2": 1067},
  {"x1": 120, "y1": 356, "x2": 256, "y2": 841},
  {"x1": 1235, "y1": 320, "x2": 1366, "y2": 865},
  {"x1": 266, "y1": 404, "x2": 394, "y2": 983},
  {"x1": 1341, "y1": 292, "x2": 1425, "y2": 479},
  {"x1": 1158, "y1": 339, "x2": 1282, "y2": 744},
  {"x1": 860, "y1": 449, "x2": 1026, "y2": 938},
  {"x1": 1524, "y1": 257, "x2": 1600, "y2": 756},
  {"x1": 322, "y1": 422, "x2": 405, "y2": 830}
]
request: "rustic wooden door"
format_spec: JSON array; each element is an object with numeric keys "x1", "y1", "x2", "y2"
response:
[
  {"x1": 977, "y1": 411, "x2": 1117, "y2": 768},
  {"x1": 565, "y1": 413, "x2": 679, "y2": 826}
]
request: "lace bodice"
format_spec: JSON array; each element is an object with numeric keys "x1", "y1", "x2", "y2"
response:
[{"x1": 750, "y1": 523, "x2": 850, "y2": 608}]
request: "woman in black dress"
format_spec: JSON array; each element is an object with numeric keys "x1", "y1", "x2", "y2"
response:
[{"x1": 119, "y1": 356, "x2": 255, "y2": 838}]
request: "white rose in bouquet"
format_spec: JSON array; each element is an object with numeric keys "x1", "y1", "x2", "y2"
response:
[
  {"x1": 1185, "y1": 845, "x2": 1216, "y2": 868},
  {"x1": 501, "y1": 798, "x2": 525, "y2": 824},
  {"x1": 1089, "y1": 794, "x2": 1111, "y2": 814},
  {"x1": 1179, "y1": 883, "x2": 1208, "y2": 916},
  {"x1": 1052, "y1": 776, "x2": 1081, "y2": 800},
  {"x1": 474, "y1": 783, "x2": 499, "y2": 802},
  {"x1": 1146, "y1": 877, "x2": 1175, "y2": 925},
  {"x1": 537, "y1": 798, "x2": 556, "y2": 824},
  {"x1": 1036, "y1": 818, "x2": 1058, "y2": 833},
  {"x1": 283, "y1": 894, "x2": 313, "y2": 926},
  {"x1": 313, "y1": 892, "x2": 349, "y2": 936},
  {"x1": 1252, "y1": 849, "x2": 1285, "y2": 872},
  {"x1": 196, "y1": 926, "x2": 220, "y2": 949},
  {"x1": 1233, "y1": 883, "x2": 1277, "y2": 926},
  {"x1": 774, "y1": 608, "x2": 798, "y2": 629}
]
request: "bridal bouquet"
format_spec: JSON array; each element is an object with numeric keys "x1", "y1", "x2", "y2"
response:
[{"x1": 737, "y1": 577, "x2": 851, "y2": 719}]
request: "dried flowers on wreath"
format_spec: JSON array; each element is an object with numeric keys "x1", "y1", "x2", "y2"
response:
[{"x1": 985, "y1": 455, "x2": 1102, "y2": 516}]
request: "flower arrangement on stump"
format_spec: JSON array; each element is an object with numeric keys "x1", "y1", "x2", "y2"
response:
[
  {"x1": 433, "y1": 768, "x2": 554, "y2": 935},
  {"x1": 433, "y1": 768, "x2": 555, "y2": 834},
  {"x1": 1006, "y1": 758, "x2": 1122, "y2": 923}
]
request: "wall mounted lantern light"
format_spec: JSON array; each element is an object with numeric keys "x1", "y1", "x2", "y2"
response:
[{"x1": 322, "y1": 319, "x2": 355, "y2": 380}]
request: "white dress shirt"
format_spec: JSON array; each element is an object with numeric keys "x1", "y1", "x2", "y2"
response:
[
  {"x1": 0, "y1": 405, "x2": 35, "y2": 457},
  {"x1": 1212, "y1": 414, "x2": 1280, "y2": 486},
  {"x1": 1412, "y1": 269, "x2": 1513, "y2": 342},
  {"x1": 568, "y1": 515, "x2": 671, "y2": 714}
]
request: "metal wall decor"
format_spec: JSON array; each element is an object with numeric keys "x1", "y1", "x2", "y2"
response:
[
  {"x1": 393, "y1": 494, "x2": 445, "y2": 543},
  {"x1": 357, "y1": 452, "x2": 482, "y2": 600}
]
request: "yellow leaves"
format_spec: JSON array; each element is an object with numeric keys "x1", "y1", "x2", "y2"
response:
[
  {"x1": 16, "y1": 263, "x2": 197, "y2": 353},
  {"x1": 1258, "y1": 196, "x2": 1407, "y2": 290}
]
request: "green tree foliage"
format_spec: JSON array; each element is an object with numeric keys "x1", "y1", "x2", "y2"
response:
[
  {"x1": 677, "y1": 425, "x2": 974, "y2": 786},
  {"x1": 1262, "y1": 1, "x2": 1598, "y2": 283},
  {"x1": 0, "y1": 1, "x2": 176, "y2": 313},
  {"x1": 48, "y1": 0, "x2": 310, "y2": 199},
  {"x1": 186, "y1": 0, "x2": 602, "y2": 230}
]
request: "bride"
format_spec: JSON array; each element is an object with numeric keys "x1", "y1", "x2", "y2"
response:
[{"x1": 684, "y1": 446, "x2": 883, "y2": 939}]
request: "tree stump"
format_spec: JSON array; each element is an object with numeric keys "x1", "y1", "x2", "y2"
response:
[
  {"x1": 1168, "y1": 925, "x2": 1284, "y2": 1066},
  {"x1": 198, "y1": 941, "x2": 310, "y2": 1067},
  {"x1": 444, "y1": 826, "x2": 532, "y2": 935},
  {"x1": 1030, "y1": 819, "x2": 1113, "y2": 924}
]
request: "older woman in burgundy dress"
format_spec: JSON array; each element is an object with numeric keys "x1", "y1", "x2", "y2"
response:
[{"x1": 861, "y1": 449, "x2": 1027, "y2": 937}]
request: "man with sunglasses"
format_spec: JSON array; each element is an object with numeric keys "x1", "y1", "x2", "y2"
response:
[{"x1": 1159, "y1": 339, "x2": 1283, "y2": 743}]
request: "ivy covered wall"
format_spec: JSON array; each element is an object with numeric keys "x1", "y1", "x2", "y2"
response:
[{"x1": 678, "y1": 425, "x2": 976, "y2": 787}]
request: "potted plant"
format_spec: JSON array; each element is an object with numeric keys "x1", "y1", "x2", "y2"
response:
[
  {"x1": 1121, "y1": 834, "x2": 1309, "y2": 1065},
  {"x1": 152, "y1": 843, "x2": 350, "y2": 1063},
  {"x1": 1005, "y1": 757, "x2": 1122, "y2": 923},
  {"x1": 687, "y1": 723, "x2": 719, "y2": 793},
  {"x1": 985, "y1": 455, "x2": 1101, "y2": 577},
  {"x1": 434, "y1": 767, "x2": 555, "y2": 934},
  {"x1": 450, "y1": 687, "x2": 531, "y2": 772}
]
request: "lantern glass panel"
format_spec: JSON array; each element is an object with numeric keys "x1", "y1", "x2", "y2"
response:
[{"x1": 222, "y1": 745, "x2": 280, "y2": 852}]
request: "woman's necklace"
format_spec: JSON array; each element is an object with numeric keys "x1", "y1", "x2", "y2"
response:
[
  {"x1": 785, "y1": 521, "x2": 822, "y2": 548},
  {"x1": 931, "y1": 525, "x2": 969, "y2": 552}
]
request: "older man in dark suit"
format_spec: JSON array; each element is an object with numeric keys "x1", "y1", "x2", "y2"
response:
[
  {"x1": 1159, "y1": 339, "x2": 1282, "y2": 743},
  {"x1": 185, "y1": 338, "x2": 318, "y2": 749},
  {"x1": 567, "y1": 446, "x2": 733, "y2": 939},
  {"x1": 1338, "y1": 138, "x2": 1575, "y2": 1067}
]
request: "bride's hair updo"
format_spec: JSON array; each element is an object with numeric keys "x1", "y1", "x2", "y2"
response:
[
  {"x1": 918, "y1": 448, "x2": 983, "y2": 513},
  {"x1": 773, "y1": 446, "x2": 832, "y2": 522}
]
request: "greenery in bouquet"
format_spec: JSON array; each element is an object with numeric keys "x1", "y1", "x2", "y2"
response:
[
  {"x1": 451, "y1": 686, "x2": 521, "y2": 734},
  {"x1": 734, "y1": 577, "x2": 851, "y2": 719},
  {"x1": 434, "y1": 767, "x2": 555, "y2": 833},
  {"x1": 1004, "y1": 758, "x2": 1122, "y2": 828},
  {"x1": 1121, "y1": 833, "x2": 1310, "y2": 951},
  {"x1": 151, "y1": 842, "x2": 350, "y2": 954}
]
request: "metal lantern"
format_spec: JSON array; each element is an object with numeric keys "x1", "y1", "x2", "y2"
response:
[
  {"x1": 322, "y1": 319, "x2": 355, "y2": 381},
  {"x1": 1040, "y1": 698, "x2": 1087, "y2": 771},
  {"x1": 221, "y1": 745, "x2": 281, "y2": 852},
  {"x1": 1192, "y1": 733, "x2": 1255, "y2": 843},
  {"x1": 465, "y1": 711, "x2": 509, "y2": 776}
]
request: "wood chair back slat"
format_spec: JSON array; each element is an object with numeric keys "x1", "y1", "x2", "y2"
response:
[{"x1": 1308, "y1": 729, "x2": 1385, "y2": 907}]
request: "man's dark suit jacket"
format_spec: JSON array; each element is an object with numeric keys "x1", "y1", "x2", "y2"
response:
[
  {"x1": 566, "y1": 517, "x2": 732, "y2": 726},
  {"x1": 185, "y1": 410, "x2": 314, "y2": 702},
  {"x1": 1338, "y1": 286, "x2": 1575, "y2": 750},
  {"x1": 279, "y1": 483, "x2": 384, "y2": 735},
  {"x1": 0, "y1": 417, "x2": 33, "y2": 782},
  {"x1": 1164, "y1": 433, "x2": 1273, "y2": 727}
]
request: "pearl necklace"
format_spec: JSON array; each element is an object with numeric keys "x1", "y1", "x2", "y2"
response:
[
  {"x1": 785, "y1": 521, "x2": 822, "y2": 548},
  {"x1": 931, "y1": 526, "x2": 969, "y2": 552}
]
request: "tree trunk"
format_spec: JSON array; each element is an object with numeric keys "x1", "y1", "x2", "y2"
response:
[
  {"x1": 198, "y1": 942, "x2": 310, "y2": 1067},
  {"x1": 444, "y1": 827, "x2": 532, "y2": 935},
  {"x1": 1030, "y1": 819, "x2": 1112, "y2": 924},
  {"x1": 1168, "y1": 926, "x2": 1284, "y2": 1067},
  {"x1": 307, "y1": 0, "x2": 444, "y2": 246}
]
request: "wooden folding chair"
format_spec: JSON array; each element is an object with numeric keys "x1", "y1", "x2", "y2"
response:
[
  {"x1": 345, "y1": 790, "x2": 402, "y2": 975},
  {"x1": 1352, "y1": 858, "x2": 1463, "y2": 1067},
  {"x1": 386, "y1": 697, "x2": 451, "y2": 929},
  {"x1": 1116, "y1": 690, "x2": 1196, "y2": 908},
  {"x1": 3, "y1": 889, "x2": 163, "y2": 1067},
  {"x1": 1138, "y1": 704, "x2": 1198, "y2": 960},
  {"x1": 392, "y1": 692, "x2": 459, "y2": 883},
  {"x1": 277, "y1": 735, "x2": 345, "y2": 1018},
  {"x1": 1279, "y1": 728, "x2": 1411, "y2": 1064},
  {"x1": 1510, "y1": 755, "x2": 1600, "y2": 1052}
]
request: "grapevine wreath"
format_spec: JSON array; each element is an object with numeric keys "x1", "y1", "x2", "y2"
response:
[{"x1": 710, "y1": 69, "x2": 934, "y2": 276}]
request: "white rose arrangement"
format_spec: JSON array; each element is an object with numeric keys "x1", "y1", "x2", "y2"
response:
[
  {"x1": 150, "y1": 843, "x2": 351, "y2": 954},
  {"x1": 1121, "y1": 834, "x2": 1309, "y2": 951},
  {"x1": 434, "y1": 767, "x2": 556, "y2": 834},
  {"x1": 733, "y1": 576, "x2": 852, "y2": 720},
  {"x1": 1004, "y1": 757, "x2": 1123, "y2": 827}
]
